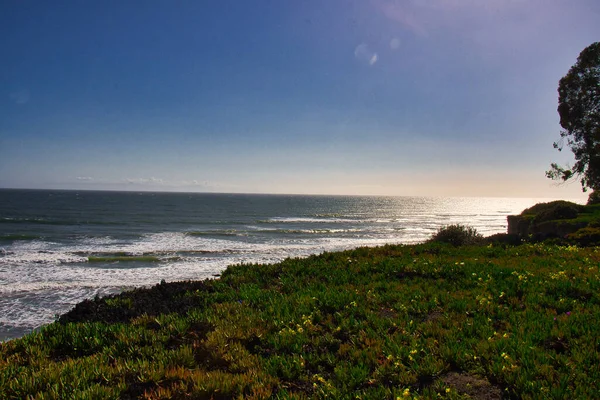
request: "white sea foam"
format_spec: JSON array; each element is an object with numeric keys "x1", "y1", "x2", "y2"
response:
[
  {"x1": 0, "y1": 251, "x2": 88, "y2": 265},
  {"x1": 264, "y1": 217, "x2": 359, "y2": 224}
]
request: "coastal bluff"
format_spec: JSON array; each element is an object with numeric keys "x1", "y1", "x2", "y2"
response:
[{"x1": 506, "y1": 200, "x2": 600, "y2": 244}]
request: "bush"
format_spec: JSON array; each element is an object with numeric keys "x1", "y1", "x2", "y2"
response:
[
  {"x1": 521, "y1": 201, "x2": 583, "y2": 221},
  {"x1": 534, "y1": 205, "x2": 580, "y2": 223},
  {"x1": 566, "y1": 227, "x2": 600, "y2": 246},
  {"x1": 428, "y1": 224, "x2": 483, "y2": 246},
  {"x1": 483, "y1": 233, "x2": 521, "y2": 246}
]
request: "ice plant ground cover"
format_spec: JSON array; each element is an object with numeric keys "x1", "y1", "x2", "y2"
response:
[{"x1": 1, "y1": 242, "x2": 599, "y2": 399}]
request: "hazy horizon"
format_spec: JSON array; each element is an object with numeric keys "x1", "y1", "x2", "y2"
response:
[
  {"x1": 0, "y1": 186, "x2": 586, "y2": 203},
  {"x1": 1, "y1": 1, "x2": 598, "y2": 202}
]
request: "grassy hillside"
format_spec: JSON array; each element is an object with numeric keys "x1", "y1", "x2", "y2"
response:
[{"x1": 1, "y1": 242, "x2": 599, "y2": 399}]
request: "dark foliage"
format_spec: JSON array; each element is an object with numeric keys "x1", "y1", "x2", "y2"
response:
[
  {"x1": 532, "y1": 204, "x2": 581, "y2": 224},
  {"x1": 484, "y1": 233, "x2": 522, "y2": 246},
  {"x1": 58, "y1": 280, "x2": 213, "y2": 324},
  {"x1": 587, "y1": 190, "x2": 600, "y2": 205},
  {"x1": 520, "y1": 200, "x2": 584, "y2": 217},
  {"x1": 547, "y1": 42, "x2": 600, "y2": 191},
  {"x1": 428, "y1": 224, "x2": 483, "y2": 246},
  {"x1": 566, "y1": 226, "x2": 600, "y2": 246}
]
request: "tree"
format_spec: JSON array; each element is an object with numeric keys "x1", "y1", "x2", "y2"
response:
[{"x1": 546, "y1": 42, "x2": 600, "y2": 193}]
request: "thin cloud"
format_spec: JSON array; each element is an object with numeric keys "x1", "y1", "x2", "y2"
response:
[
  {"x1": 372, "y1": 0, "x2": 426, "y2": 36},
  {"x1": 369, "y1": 0, "x2": 587, "y2": 71},
  {"x1": 120, "y1": 178, "x2": 222, "y2": 189},
  {"x1": 372, "y1": 0, "x2": 557, "y2": 39},
  {"x1": 180, "y1": 179, "x2": 224, "y2": 188},
  {"x1": 124, "y1": 177, "x2": 164, "y2": 185},
  {"x1": 180, "y1": 179, "x2": 206, "y2": 186},
  {"x1": 76, "y1": 176, "x2": 93, "y2": 181}
]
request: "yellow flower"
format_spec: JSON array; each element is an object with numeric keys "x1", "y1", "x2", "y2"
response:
[{"x1": 402, "y1": 388, "x2": 411, "y2": 397}]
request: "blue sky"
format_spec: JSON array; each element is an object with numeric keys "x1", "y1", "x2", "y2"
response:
[{"x1": 1, "y1": 0, "x2": 598, "y2": 198}]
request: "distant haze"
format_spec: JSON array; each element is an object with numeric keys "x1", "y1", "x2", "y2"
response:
[{"x1": 1, "y1": 1, "x2": 597, "y2": 201}]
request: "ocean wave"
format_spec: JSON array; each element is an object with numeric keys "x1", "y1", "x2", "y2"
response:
[
  {"x1": 0, "y1": 260, "x2": 228, "y2": 296},
  {"x1": 258, "y1": 217, "x2": 361, "y2": 224},
  {"x1": 0, "y1": 252, "x2": 88, "y2": 265},
  {"x1": 0, "y1": 249, "x2": 248, "y2": 266},
  {"x1": 77, "y1": 236, "x2": 119, "y2": 245},
  {"x1": 0, "y1": 233, "x2": 429, "y2": 337},
  {"x1": 185, "y1": 230, "x2": 243, "y2": 237},
  {"x1": 185, "y1": 227, "x2": 367, "y2": 237},
  {"x1": 251, "y1": 227, "x2": 363, "y2": 235}
]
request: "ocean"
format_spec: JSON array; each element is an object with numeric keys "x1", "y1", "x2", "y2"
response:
[{"x1": 0, "y1": 189, "x2": 549, "y2": 340}]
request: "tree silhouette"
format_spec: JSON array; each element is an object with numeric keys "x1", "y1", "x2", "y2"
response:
[{"x1": 547, "y1": 42, "x2": 600, "y2": 195}]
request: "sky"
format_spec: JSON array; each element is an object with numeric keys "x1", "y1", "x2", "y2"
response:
[{"x1": 1, "y1": 1, "x2": 599, "y2": 199}]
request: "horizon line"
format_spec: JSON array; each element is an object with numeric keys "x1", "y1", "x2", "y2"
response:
[{"x1": 0, "y1": 186, "x2": 585, "y2": 201}]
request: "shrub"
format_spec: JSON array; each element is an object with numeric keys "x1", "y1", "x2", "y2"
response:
[
  {"x1": 566, "y1": 227, "x2": 600, "y2": 246},
  {"x1": 535, "y1": 205, "x2": 580, "y2": 223},
  {"x1": 520, "y1": 201, "x2": 583, "y2": 221},
  {"x1": 428, "y1": 224, "x2": 483, "y2": 246},
  {"x1": 483, "y1": 233, "x2": 521, "y2": 246}
]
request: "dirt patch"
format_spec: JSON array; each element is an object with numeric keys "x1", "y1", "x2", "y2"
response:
[
  {"x1": 442, "y1": 372, "x2": 502, "y2": 400},
  {"x1": 192, "y1": 340, "x2": 231, "y2": 371},
  {"x1": 543, "y1": 336, "x2": 570, "y2": 354},
  {"x1": 492, "y1": 319, "x2": 508, "y2": 331},
  {"x1": 121, "y1": 380, "x2": 157, "y2": 400},
  {"x1": 378, "y1": 307, "x2": 398, "y2": 319},
  {"x1": 423, "y1": 310, "x2": 443, "y2": 323}
]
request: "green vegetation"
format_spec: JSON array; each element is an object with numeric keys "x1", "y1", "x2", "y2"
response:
[
  {"x1": 519, "y1": 201, "x2": 585, "y2": 219},
  {"x1": 427, "y1": 225, "x2": 483, "y2": 246},
  {"x1": 2, "y1": 241, "x2": 600, "y2": 399},
  {"x1": 507, "y1": 200, "x2": 600, "y2": 245}
]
